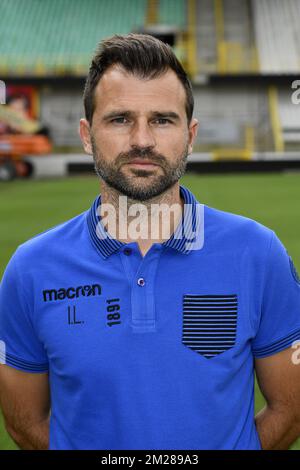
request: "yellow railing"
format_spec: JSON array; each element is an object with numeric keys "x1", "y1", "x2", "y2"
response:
[
  {"x1": 218, "y1": 42, "x2": 259, "y2": 74},
  {"x1": 214, "y1": 0, "x2": 225, "y2": 73},
  {"x1": 214, "y1": 0, "x2": 259, "y2": 74},
  {"x1": 212, "y1": 126, "x2": 255, "y2": 161},
  {"x1": 186, "y1": 0, "x2": 198, "y2": 78},
  {"x1": 268, "y1": 86, "x2": 284, "y2": 152},
  {"x1": 146, "y1": 0, "x2": 159, "y2": 25}
]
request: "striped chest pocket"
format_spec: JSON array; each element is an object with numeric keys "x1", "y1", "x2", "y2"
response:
[{"x1": 182, "y1": 294, "x2": 238, "y2": 359}]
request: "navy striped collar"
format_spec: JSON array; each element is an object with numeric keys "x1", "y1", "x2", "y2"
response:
[{"x1": 87, "y1": 185, "x2": 204, "y2": 259}]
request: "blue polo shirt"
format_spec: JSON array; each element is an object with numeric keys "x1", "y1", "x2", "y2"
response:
[{"x1": 1, "y1": 184, "x2": 300, "y2": 450}]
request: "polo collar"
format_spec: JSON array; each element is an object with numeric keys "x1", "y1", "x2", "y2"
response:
[{"x1": 87, "y1": 185, "x2": 204, "y2": 259}]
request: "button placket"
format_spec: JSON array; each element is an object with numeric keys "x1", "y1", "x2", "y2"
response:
[{"x1": 131, "y1": 246, "x2": 163, "y2": 333}]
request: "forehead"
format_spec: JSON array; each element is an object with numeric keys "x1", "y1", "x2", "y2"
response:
[{"x1": 93, "y1": 65, "x2": 186, "y2": 116}]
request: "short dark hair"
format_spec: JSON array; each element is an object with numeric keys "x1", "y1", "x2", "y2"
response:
[{"x1": 83, "y1": 33, "x2": 194, "y2": 125}]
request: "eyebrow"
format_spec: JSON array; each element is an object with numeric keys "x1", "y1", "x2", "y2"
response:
[
  {"x1": 102, "y1": 110, "x2": 131, "y2": 121},
  {"x1": 102, "y1": 110, "x2": 181, "y2": 122},
  {"x1": 151, "y1": 111, "x2": 181, "y2": 121}
]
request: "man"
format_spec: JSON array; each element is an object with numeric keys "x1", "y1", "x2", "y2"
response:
[{"x1": 0, "y1": 34, "x2": 300, "y2": 450}]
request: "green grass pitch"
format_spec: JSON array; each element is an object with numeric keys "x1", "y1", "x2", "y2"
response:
[{"x1": 0, "y1": 172, "x2": 299, "y2": 450}]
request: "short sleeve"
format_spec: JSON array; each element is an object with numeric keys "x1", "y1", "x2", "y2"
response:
[
  {"x1": 252, "y1": 231, "x2": 300, "y2": 358},
  {"x1": 0, "y1": 250, "x2": 49, "y2": 372}
]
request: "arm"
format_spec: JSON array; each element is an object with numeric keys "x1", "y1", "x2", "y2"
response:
[
  {"x1": 0, "y1": 364, "x2": 50, "y2": 450},
  {"x1": 255, "y1": 346, "x2": 300, "y2": 449}
]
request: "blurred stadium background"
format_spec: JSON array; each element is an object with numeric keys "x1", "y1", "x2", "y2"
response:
[{"x1": 0, "y1": 0, "x2": 300, "y2": 450}]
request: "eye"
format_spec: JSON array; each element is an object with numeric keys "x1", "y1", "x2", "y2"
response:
[
  {"x1": 111, "y1": 117, "x2": 128, "y2": 124},
  {"x1": 154, "y1": 118, "x2": 171, "y2": 125}
]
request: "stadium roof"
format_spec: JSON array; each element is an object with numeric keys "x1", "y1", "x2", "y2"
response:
[{"x1": 0, "y1": 0, "x2": 186, "y2": 77}]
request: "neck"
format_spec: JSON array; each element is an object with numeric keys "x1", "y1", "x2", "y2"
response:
[{"x1": 99, "y1": 180, "x2": 184, "y2": 256}]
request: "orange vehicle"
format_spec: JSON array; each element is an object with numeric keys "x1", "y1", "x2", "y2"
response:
[
  {"x1": 0, "y1": 90, "x2": 52, "y2": 180},
  {"x1": 0, "y1": 134, "x2": 52, "y2": 180}
]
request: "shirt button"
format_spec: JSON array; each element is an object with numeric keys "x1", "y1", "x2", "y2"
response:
[
  {"x1": 137, "y1": 277, "x2": 145, "y2": 287},
  {"x1": 123, "y1": 248, "x2": 132, "y2": 256}
]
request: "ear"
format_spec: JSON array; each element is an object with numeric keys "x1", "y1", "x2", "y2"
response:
[
  {"x1": 79, "y1": 118, "x2": 93, "y2": 155},
  {"x1": 187, "y1": 118, "x2": 198, "y2": 155}
]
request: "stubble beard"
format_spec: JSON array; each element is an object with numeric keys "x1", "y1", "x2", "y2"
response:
[{"x1": 91, "y1": 136, "x2": 189, "y2": 201}]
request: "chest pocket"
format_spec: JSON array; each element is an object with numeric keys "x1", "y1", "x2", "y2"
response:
[{"x1": 182, "y1": 294, "x2": 238, "y2": 359}]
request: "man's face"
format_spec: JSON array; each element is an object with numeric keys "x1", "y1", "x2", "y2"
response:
[{"x1": 80, "y1": 65, "x2": 198, "y2": 201}]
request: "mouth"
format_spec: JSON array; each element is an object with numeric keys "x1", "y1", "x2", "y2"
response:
[{"x1": 126, "y1": 159, "x2": 159, "y2": 168}]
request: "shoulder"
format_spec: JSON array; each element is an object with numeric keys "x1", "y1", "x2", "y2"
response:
[
  {"x1": 203, "y1": 204, "x2": 274, "y2": 253},
  {"x1": 11, "y1": 210, "x2": 88, "y2": 268}
]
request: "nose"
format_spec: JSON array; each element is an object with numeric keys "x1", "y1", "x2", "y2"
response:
[{"x1": 129, "y1": 120, "x2": 156, "y2": 149}]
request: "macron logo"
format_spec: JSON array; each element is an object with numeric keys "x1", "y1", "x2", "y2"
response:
[{"x1": 43, "y1": 284, "x2": 102, "y2": 302}]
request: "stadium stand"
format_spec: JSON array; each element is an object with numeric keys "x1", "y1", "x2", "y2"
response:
[
  {"x1": 195, "y1": 0, "x2": 258, "y2": 76},
  {"x1": 158, "y1": 0, "x2": 186, "y2": 28},
  {"x1": 195, "y1": 0, "x2": 217, "y2": 74},
  {"x1": 0, "y1": 0, "x2": 186, "y2": 77},
  {"x1": 193, "y1": 83, "x2": 273, "y2": 157},
  {"x1": 1, "y1": 0, "x2": 300, "y2": 175},
  {"x1": 252, "y1": 0, "x2": 300, "y2": 74},
  {"x1": 278, "y1": 87, "x2": 300, "y2": 151}
]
